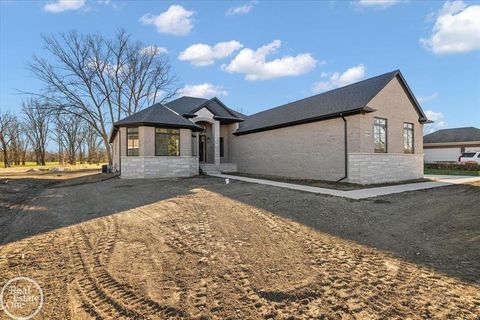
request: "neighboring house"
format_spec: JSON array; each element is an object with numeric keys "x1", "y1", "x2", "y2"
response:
[
  {"x1": 424, "y1": 127, "x2": 480, "y2": 163},
  {"x1": 110, "y1": 69, "x2": 429, "y2": 184}
]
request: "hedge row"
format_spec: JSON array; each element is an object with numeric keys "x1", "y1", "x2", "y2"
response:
[{"x1": 424, "y1": 162, "x2": 480, "y2": 171}]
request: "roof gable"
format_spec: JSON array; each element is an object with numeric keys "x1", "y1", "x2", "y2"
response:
[
  {"x1": 377, "y1": 72, "x2": 427, "y2": 121},
  {"x1": 166, "y1": 96, "x2": 244, "y2": 121}
]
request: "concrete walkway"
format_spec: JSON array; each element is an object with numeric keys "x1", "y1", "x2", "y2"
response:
[{"x1": 209, "y1": 173, "x2": 480, "y2": 200}]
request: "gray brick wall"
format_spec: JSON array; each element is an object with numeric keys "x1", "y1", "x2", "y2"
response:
[
  {"x1": 230, "y1": 117, "x2": 345, "y2": 181},
  {"x1": 348, "y1": 153, "x2": 423, "y2": 184},
  {"x1": 120, "y1": 156, "x2": 198, "y2": 179}
]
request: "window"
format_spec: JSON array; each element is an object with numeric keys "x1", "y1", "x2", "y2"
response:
[
  {"x1": 461, "y1": 152, "x2": 476, "y2": 158},
  {"x1": 403, "y1": 122, "x2": 414, "y2": 153},
  {"x1": 220, "y1": 137, "x2": 225, "y2": 157},
  {"x1": 373, "y1": 117, "x2": 387, "y2": 153},
  {"x1": 191, "y1": 134, "x2": 197, "y2": 156},
  {"x1": 155, "y1": 128, "x2": 180, "y2": 156},
  {"x1": 127, "y1": 127, "x2": 139, "y2": 156}
]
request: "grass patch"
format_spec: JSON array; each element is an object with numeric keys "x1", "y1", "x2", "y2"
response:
[
  {"x1": 4, "y1": 162, "x2": 104, "y2": 170},
  {"x1": 424, "y1": 168, "x2": 480, "y2": 176}
]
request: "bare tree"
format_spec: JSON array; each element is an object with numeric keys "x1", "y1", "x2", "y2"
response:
[
  {"x1": 22, "y1": 99, "x2": 50, "y2": 165},
  {"x1": 0, "y1": 110, "x2": 14, "y2": 168},
  {"x1": 85, "y1": 124, "x2": 102, "y2": 164},
  {"x1": 54, "y1": 114, "x2": 86, "y2": 165},
  {"x1": 28, "y1": 30, "x2": 178, "y2": 165},
  {"x1": 5, "y1": 116, "x2": 23, "y2": 165}
]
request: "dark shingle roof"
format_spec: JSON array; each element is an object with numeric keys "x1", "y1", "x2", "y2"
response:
[
  {"x1": 166, "y1": 96, "x2": 244, "y2": 120},
  {"x1": 424, "y1": 127, "x2": 480, "y2": 143},
  {"x1": 109, "y1": 103, "x2": 202, "y2": 142},
  {"x1": 235, "y1": 70, "x2": 427, "y2": 135},
  {"x1": 165, "y1": 96, "x2": 208, "y2": 115}
]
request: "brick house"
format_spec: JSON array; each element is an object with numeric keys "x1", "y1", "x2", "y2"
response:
[{"x1": 109, "y1": 70, "x2": 430, "y2": 184}]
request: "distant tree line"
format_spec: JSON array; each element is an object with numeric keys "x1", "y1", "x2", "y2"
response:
[
  {"x1": 0, "y1": 100, "x2": 107, "y2": 168},
  {"x1": 1, "y1": 29, "x2": 179, "y2": 168}
]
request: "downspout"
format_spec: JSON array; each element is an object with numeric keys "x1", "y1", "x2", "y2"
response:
[
  {"x1": 118, "y1": 129, "x2": 121, "y2": 174},
  {"x1": 336, "y1": 114, "x2": 348, "y2": 183}
]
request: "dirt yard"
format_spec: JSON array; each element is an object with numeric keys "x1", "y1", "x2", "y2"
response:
[{"x1": 0, "y1": 171, "x2": 479, "y2": 319}]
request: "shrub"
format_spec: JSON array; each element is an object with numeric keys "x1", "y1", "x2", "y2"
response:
[{"x1": 424, "y1": 163, "x2": 480, "y2": 171}]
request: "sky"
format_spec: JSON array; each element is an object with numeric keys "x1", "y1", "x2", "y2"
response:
[{"x1": 0, "y1": 0, "x2": 479, "y2": 134}]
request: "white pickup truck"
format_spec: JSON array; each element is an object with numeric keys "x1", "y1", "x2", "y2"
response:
[{"x1": 458, "y1": 151, "x2": 480, "y2": 164}]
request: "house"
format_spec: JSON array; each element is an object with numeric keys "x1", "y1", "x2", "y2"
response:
[
  {"x1": 109, "y1": 69, "x2": 429, "y2": 184},
  {"x1": 424, "y1": 127, "x2": 480, "y2": 163}
]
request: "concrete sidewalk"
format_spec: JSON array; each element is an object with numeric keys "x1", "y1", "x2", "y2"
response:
[{"x1": 209, "y1": 174, "x2": 480, "y2": 200}]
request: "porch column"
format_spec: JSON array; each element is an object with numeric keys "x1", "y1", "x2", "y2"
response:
[{"x1": 214, "y1": 120, "x2": 220, "y2": 165}]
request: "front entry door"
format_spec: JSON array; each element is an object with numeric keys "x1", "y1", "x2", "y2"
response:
[{"x1": 199, "y1": 135, "x2": 207, "y2": 162}]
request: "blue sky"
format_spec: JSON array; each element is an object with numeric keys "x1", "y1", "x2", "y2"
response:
[{"x1": 1, "y1": 0, "x2": 479, "y2": 133}]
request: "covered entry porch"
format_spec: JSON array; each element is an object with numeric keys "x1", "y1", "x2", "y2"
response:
[{"x1": 193, "y1": 119, "x2": 237, "y2": 174}]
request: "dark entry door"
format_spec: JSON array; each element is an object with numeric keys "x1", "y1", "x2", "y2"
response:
[{"x1": 199, "y1": 135, "x2": 207, "y2": 162}]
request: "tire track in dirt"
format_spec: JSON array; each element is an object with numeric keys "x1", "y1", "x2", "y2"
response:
[
  {"x1": 69, "y1": 219, "x2": 188, "y2": 319},
  {"x1": 248, "y1": 206, "x2": 480, "y2": 319},
  {"x1": 68, "y1": 227, "x2": 139, "y2": 319},
  {"x1": 135, "y1": 199, "x2": 224, "y2": 318},
  {"x1": 251, "y1": 207, "x2": 403, "y2": 317},
  {"x1": 132, "y1": 206, "x2": 191, "y2": 311},
  {"x1": 174, "y1": 198, "x2": 279, "y2": 319},
  {"x1": 250, "y1": 208, "x2": 416, "y2": 318},
  {"x1": 180, "y1": 194, "x2": 279, "y2": 319},
  {"x1": 134, "y1": 196, "x2": 278, "y2": 319}
]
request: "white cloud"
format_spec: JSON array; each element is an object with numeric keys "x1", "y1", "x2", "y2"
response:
[
  {"x1": 420, "y1": 1, "x2": 480, "y2": 54},
  {"x1": 424, "y1": 110, "x2": 448, "y2": 134},
  {"x1": 98, "y1": 0, "x2": 119, "y2": 9},
  {"x1": 140, "y1": 45, "x2": 168, "y2": 56},
  {"x1": 223, "y1": 40, "x2": 318, "y2": 81},
  {"x1": 355, "y1": 0, "x2": 400, "y2": 9},
  {"x1": 417, "y1": 92, "x2": 439, "y2": 103},
  {"x1": 179, "y1": 41, "x2": 243, "y2": 67},
  {"x1": 140, "y1": 5, "x2": 194, "y2": 36},
  {"x1": 226, "y1": 0, "x2": 258, "y2": 16},
  {"x1": 312, "y1": 64, "x2": 366, "y2": 93},
  {"x1": 179, "y1": 83, "x2": 228, "y2": 98},
  {"x1": 43, "y1": 0, "x2": 86, "y2": 13}
]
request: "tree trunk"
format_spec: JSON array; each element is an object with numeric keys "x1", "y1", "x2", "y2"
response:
[
  {"x1": 101, "y1": 133, "x2": 112, "y2": 166},
  {"x1": 1, "y1": 148, "x2": 9, "y2": 168}
]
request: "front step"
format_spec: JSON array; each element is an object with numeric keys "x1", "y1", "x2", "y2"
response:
[
  {"x1": 200, "y1": 163, "x2": 237, "y2": 175},
  {"x1": 201, "y1": 170, "x2": 221, "y2": 175}
]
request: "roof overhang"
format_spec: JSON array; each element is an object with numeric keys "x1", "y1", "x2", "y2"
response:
[
  {"x1": 424, "y1": 141, "x2": 480, "y2": 148},
  {"x1": 234, "y1": 106, "x2": 375, "y2": 136},
  {"x1": 213, "y1": 116, "x2": 245, "y2": 124},
  {"x1": 419, "y1": 117, "x2": 433, "y2": 124},
  {"x1": 109, "y1": 121, "x2": 203, "y2": 143}
]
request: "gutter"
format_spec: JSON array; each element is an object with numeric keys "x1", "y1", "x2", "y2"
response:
[
  {"x1": 234, "y1": 107, "x2": 375, "y2": 136},
  {"x1": 336, "y1": 113, "x2": 348, "y2": 183}
]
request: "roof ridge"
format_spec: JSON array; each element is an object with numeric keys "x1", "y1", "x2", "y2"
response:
[
  {"x1": 179, "y1": 95, "x2": 208, "y2": 100},
  {"x1": 163, "y1": 104, "x2": 180, "y2": 115},
  {"x1": 440, "y1": 126, "x2": 478, "y2": 130}
]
